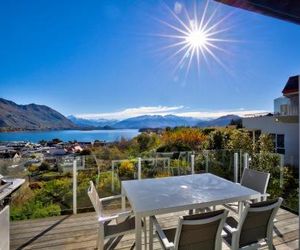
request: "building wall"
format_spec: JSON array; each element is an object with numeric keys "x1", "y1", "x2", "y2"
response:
[{"x1": 242, "y1": 116, "x2": 299, "y2": 166}]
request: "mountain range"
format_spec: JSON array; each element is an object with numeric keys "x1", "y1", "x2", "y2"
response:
[
  {"x1": 0, "y1": 98, "x2": 76, "y2": 131},
  {"x1": 69, "y1": 114, "x2": 241, "y2": 129},
  {"x1": 0, "y1": 98, "x2": 241, "y2": 131}
]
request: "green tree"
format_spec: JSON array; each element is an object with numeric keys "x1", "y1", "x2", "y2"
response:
[
  {"x1": 136, "y1": 133, "x2": 159, "y2": 152},
  {"x1": 256, "y1": 134, "x2": 274, "y2": 153},
  {"x1": 227, "y1": 129, "x2": 252, "y2": 152}
]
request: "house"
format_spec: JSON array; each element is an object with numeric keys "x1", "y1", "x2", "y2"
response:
[{"x1": 242, "y1": 75, "x2": 299, "y2": 166}]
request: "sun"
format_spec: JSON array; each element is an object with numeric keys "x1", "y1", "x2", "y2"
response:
[
  {"x1": 153, "y1": 0, "x2": 235, "y2": 76},
  {"x1": 186, "y1": 30, "x2": 208, "y2": 48}
]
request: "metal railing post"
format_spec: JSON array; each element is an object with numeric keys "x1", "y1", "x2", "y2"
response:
[
  {"x1": 138, "y1": 157, "x2": 142, "y2": 180},
  {"x1": 234, "y1": 152, "x2": 239, "y2": 183},
  {"x1": 73, "y1": 159, "x2": 77, "y2": 215},
  {"x1": 111, "y1": 162, "x2": 115, "y2": 193},
  {"x1": 205, "y1": 151, "x2": 209, "y2": 173},
  {"x1": 279, "y1": 154, "x2": 284, "y2": 188},
  {"x1": 243, "y1": 153, "x2": 249, "y2": 169},
  {"x1": 191, "y1": 154, "x2": 195, "y2": 174}
]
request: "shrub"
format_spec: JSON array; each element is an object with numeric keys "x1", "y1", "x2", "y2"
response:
[
  {"x1": 39, "y1": 161, "x2": 51, "y2": 172},
  {"x1": 118, "y1": 161, "x2": 135, "y2": 179},
  {"x1": 10, "y1": 201, "x2": 61, "y2": 220},
  {"x1": 161, "y1": 128, "x2": 207, "y2": 151}
]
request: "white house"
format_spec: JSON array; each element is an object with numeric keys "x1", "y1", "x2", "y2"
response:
[{"x1": 242, "y1": 75, "x2": 299, "y2": 166}]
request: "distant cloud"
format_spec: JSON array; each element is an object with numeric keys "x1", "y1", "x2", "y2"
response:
[
  {"x1": 74, "y1": 106, "x2": 269, "y2": 120},
  {"x1": 176, "y1": 109, "x2": 269, "y2": 120},
  {"x1": 75, "y1": 106, "x2": 184, "y2": 120}
]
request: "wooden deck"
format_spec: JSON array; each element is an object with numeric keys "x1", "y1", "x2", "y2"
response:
[{"x1": 11, "y1": 207, "x2": 299, "y2": 250}]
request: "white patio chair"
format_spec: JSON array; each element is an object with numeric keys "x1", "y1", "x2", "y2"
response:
[
  {"x1": 0, "y1": 205, "x2": 9, "y2": 250},
  {"x1": 87, "y1": 181, "x2": 145, "y2": 250},
  {"x1": 224, "y1": 168, "x2": 270, "y2": 214},
  {"x1": 223, "y1": 197, "x2": 283, "y2": 250},
  {"x1": 150, "y1": 209, "x2": 228, "y2": 250},
  {"x1": 240, "y1": 168, "x2": 270, "y2": 202}
]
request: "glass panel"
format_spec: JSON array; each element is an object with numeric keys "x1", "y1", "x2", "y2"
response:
[
  {"x1": 194, "y1": 150, "x2": 235, "y2": 182},
  {"x1": 4, "y1": 156, "x2": 73, "y2": 221},
  {"x1": 249, "y1": 152, "x2": 298, "y2": 213}
]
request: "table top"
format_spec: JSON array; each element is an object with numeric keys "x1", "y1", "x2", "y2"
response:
[{"x1": 122, "y1": 173, "x2": 260, "y2": 216}]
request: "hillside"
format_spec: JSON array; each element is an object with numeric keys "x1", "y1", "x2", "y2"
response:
[
  {"x1": 0, "y1": 98, "x2": 76, "y2": 131},
  {"x1": 197, "y1": 115, "x2": 241, "y2": 127}
]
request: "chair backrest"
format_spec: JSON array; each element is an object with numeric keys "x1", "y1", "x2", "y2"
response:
[
  {"x1": 237, "y1": 198, "x2": 283, "y2": 248},
  {"x1": 241, "y1": 168, "x2": 270, "y2": 194},
  {"x1": 87, "y1": 181, "x2": 103, "y2": 217},
  {"x1": 0, "y1": 205, "x2": 9, "y2": 250},
  {"x1": 174, "y1": 209, "x2": 228, "y2": 250}
]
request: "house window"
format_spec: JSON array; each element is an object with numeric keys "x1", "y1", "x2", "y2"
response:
[
  {"x1": 269, "y1": 134, "x2": 285, "y2": 155},
  {"x1": 276, "y1": 148, "x2": 285, "y2": 154},
  {"x1": 277, "y1": 134, "x2": 284, "y2": 148},
  {"x1": 269, "y1": 133, "x2": 285, "y2": 154}
]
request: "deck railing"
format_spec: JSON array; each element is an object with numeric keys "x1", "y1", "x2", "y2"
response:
[{"x1": 0, "y1": 150, "x2": 298, "y2": 221}]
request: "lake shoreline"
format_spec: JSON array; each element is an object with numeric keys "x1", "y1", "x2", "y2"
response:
[
  {"x1": 0, "y1": 129, "x2": 140, "y2": 143},
  {"x1": 0, "y1": 127, "x2": 119, "y2": 133}
]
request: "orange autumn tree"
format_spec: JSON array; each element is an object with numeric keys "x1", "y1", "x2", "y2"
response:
[{"x1": 159, "y1": 128, "x2": 207, "y2": 151}]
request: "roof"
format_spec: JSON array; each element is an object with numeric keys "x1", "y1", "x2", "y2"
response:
[
  {"x1": 282, "y1": 75, "x2": 299, "y2": 95},
  {"x1": 214, "y1": 0, "x2": 300, "y2": 25}
]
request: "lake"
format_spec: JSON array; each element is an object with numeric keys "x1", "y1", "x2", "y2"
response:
[{"x1": 0, "y1": 129, "x2": 140, "y2": 143}]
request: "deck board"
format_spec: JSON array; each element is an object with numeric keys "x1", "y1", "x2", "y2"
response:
[{"x1": 11, "y1": 207, "x2": 299, "y2": 250}]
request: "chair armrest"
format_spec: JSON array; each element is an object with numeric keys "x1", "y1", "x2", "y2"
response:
[
  {"x1": 99, "y1": 211, "x2": 133, "y2": 224},
  {"x1": 224, "y1": 223, "x2": 238, "y2": 234},
  {"x1": 261, "y1": 193, "x2": 270, "y2": 197},
  {"x1": 115, "y1": 210, "x2": 133, "y2": 223},
  {"x1": 116, "y1": 210, "x2": 132, "y2": 217},
  {"x1": 98, "y1": 215, "x2": 119, "y2": 223},
  {"x1": 150, "y1": 216, "x2": 175, "y2": 249},
  {"x1": 243, "y1": 200, "x2": 252, "y2": 206},
  {"x1": 99, "y1": 194, "x2": 123, "y2": 202},
  {"x1": 260, "y1": 193, "x2": 270, "y2": 201}
]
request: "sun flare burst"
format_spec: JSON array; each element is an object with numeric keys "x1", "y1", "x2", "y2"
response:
[{"x1": 153, "y1": 1, "x2": 236, "y2": 77}]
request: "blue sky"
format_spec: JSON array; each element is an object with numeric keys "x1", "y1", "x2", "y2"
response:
[{"x1": 0, "y1": 0, "x2": 299, "y2": 120}]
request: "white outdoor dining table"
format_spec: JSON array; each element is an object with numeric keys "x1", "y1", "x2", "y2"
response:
[{"x1": 121, "y1": 173, "x2": 261, "y2": 250}]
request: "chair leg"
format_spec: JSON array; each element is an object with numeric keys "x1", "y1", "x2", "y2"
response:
[
  {"x1": 97, "y1": 226, "x2": 104, "y2": 250},
  {"x1": 266, "y1": 232, "x2": 274, "y2": 250},
  {"x1": 267, "y1": 241, "x2": 274, "y2": 250}
]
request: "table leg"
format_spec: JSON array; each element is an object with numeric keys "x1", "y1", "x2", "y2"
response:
[
  {"x1": 149, "y1": 217, "x2": 153, "y2": 250},
  {"x1": 135, "y1": 214, "x2": 142, "y2": 250},
  {"x1": 121, "y1": 188, "x2": 126, "y2": 211}
]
